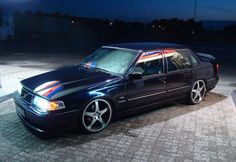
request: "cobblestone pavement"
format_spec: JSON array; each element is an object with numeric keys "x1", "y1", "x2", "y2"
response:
[
  {"x1": 0, "y1": 65, "x2": 50, "y2": 97},
  {"x1": 0, "y1": 84, "x2": 235, "y2": 162},
  {"x1": 0, "y1": 53, "x2": 83, "y2": 98},
  {"x1": 0, "y1": 52, "x2": 236, "y2": 162}
]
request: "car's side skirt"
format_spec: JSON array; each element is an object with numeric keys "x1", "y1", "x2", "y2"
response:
[{"x1": 115, "y1": 95, "x2": 187, "y2": 117}]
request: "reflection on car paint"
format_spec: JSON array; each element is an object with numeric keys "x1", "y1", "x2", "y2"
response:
[{"x1": 34, "y1": 81, "x2": 64, "y2": 98}]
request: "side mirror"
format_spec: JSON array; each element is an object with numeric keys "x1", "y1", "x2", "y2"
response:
[{"x1": 129, "y1": 71, "x2": 142, "y2": 80}]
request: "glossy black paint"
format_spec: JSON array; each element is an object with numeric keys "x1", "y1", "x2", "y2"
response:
[{"x1": 13, "y1": 42, "x2": 219, "y2": 133}]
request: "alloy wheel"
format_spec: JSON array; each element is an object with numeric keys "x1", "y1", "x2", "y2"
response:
[
  {"x1": 82, "y1": 99, "x2": 112, "y2": 132},
  {"x1": 191, "y1": 80, "x2": 206, "y2": 104}
]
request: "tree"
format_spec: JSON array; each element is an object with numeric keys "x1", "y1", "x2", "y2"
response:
[
  {"x1": 0, "y1": 6, "x2": 3, "y2": 17},
  {"x1": 24, "y1": 10, "x2": 33, "y2": 17},
  {"x1": 52, "y1": 12, "x2": 62, "y2": 17},
  {"x1": 13, "y1": 10, "x2": 23, "y2": 17},
  {"x1": 35, "y1": 11, "x2": 44, "y2": 17}
]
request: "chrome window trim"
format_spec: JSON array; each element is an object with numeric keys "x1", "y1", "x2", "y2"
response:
[{"x1": 102, "y1": 46, "x2": 140, "y2": 52}]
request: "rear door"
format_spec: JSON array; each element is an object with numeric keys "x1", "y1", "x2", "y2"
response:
[{"x1": 165, "y1": 49, "x2": 193, "y2": 98}]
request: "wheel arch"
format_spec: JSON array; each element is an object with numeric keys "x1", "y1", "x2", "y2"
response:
[
  {"x1": 202, "y1": 79, "x2": 208, "y2": 90},
  {"x1": 80, "y1": 95, "x2": 114, "y2": 133},
  {"x1": 84, "y1": 95, "x2": 116, "y2": 114},
  {"x1": 193, "y1": 78, "x2": 207, "y2": 89}
]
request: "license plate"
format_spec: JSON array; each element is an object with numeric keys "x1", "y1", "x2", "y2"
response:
[{"x1": 17, "y1": 105, "x2": 25, "y2": 117}]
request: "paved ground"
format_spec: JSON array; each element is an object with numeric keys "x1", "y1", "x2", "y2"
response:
[
  {"x1": 0, "y1": 84, "x2": 235, "y2": 162},
  {"x1": 0, "y1": 51, "x2": 236, "y2": 162},
  {"x1": 0, "y1": 65, "x2": 49, "y2": 98},
  {"x1": 0, "y1": 53, "x2": 83, "y2": 98}
]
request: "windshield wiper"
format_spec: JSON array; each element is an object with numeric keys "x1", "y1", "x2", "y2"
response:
[
  {"x1": 79, "y1": 64, "x2": 119, "y2": 76},
  {"x1": 93, "y1": 67, "x2": 112, "y2": 74}
]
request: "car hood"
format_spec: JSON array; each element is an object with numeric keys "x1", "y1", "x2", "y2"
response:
[{"x1": 21, "y1": 65, "x2": 120, "y2": 100}]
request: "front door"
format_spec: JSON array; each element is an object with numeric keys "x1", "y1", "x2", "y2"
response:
[{"x1": 126, "y1": 51, "x2": 167, "y2": 110}]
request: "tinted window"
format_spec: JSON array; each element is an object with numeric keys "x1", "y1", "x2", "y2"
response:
[
  {"x1": 134, "y1": 51, "x2": 163, "y2": 76},
  {"x1": 187, "y1": 50, "x2": 199, "y2": 67},
  {"x1": 166, "y1": 50, "x2": 191, "y2": 72}
]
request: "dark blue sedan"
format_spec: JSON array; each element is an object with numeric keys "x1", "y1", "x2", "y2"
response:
[{"x1": 13, "y1": 42, "x2": 219, "y2": 134}]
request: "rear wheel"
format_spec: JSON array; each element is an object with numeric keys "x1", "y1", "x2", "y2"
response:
[
  {"x1": 187, "y1": 80, "x2": 206, "y2": 105},
  {"x1": 80, "y1": 99, "x2": 112, "y2": 133}
]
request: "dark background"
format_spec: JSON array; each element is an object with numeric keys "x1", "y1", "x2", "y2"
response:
[{"x1": 0, "y1": 0, "x2": 236, "y2": 57}]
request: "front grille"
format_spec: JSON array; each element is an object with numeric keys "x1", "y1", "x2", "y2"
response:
[{"x1": 21, "y1": 88, "x2": 34, "y2": 104}]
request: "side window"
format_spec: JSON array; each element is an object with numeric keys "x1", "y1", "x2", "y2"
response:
[
  {"x1": 134, "y1": 51, "x2": 163, "y2": 76},
  {"x1": 187, "y1": 49, "x2": 199, "y2": 67},
  {"x1": 166, "y1": 50, "x2": 191, "y2": 72}
]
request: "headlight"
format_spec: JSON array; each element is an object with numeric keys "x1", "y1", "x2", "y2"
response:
[
  {"x1": 33, "y1": 96, "x2": 65, "y2": 112},
  {"x1": 17, "y1": 83, "x2": 23, "y2": 95}
]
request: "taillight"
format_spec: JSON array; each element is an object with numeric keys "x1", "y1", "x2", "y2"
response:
[{"x1": 216, "y1": 63, "x2": 219, "y2": 71}]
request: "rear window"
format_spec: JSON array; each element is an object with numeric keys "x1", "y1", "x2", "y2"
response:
[
  {"x1": 187, "y1": 50, "x2": 199, "y2": 67},
  {"x1": 166, "y1": 50, "x2": 191, "y2": 72}
]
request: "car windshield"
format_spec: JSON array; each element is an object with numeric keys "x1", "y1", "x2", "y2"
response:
[{"x1": 80, "y1": 47, "x2": 138, "y2": 75}]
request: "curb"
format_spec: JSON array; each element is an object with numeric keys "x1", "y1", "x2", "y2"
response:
[{"x1": 0, "y1": 93, "x2": 13, "y2": 103}]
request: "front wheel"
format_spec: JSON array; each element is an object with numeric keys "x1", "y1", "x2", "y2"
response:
[
  {"x1": 187, "y1": 80, "x2": 206, "y2": 105},
  {"x1": 80, "y1": 98, "x2": 112, "y2": 133}
]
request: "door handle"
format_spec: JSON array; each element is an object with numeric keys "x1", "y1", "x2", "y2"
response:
[
  {"x1": 186, "y1": 70, "x2": 193, "y2": 74},
  {"x1": 184, "y1": 70, "x2": 193, "y2": 78},
  {"x1": 158, "y1": 77, "x2": 167, "y2": 83}
]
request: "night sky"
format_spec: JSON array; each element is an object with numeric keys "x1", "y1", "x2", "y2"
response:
[{"x1": 1, "y1": 0, "x2": 236, "y2": 22}]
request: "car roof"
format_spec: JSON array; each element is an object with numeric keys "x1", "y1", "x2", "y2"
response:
[{"x1": 106, "y1": 42, "x2": 187, "y2": 51}]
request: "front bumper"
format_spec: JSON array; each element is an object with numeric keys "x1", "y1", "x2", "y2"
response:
[{"x1": 13, "y1": 92, "x2": 80, "y2": 133}]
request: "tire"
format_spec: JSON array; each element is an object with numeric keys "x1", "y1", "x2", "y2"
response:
[
  {"x1": 187, "y1": 80, "x2": 206, "y2": 105},
  {"x1": 79, "y1": 98, "x2": 113, "y2": 133}
]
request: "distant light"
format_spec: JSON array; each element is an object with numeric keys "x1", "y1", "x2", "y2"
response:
[
  {"x1": 152, "y1": 25, "x2": 155, "y2": 28},
  {"x1": 159, "y1": 25, "x2": 161, "y2": 28},
  {"x1": 71, "y1": 20, "x2": 74, "y2": 24},
  {"x1": 109, "y1": 22, "x2": 113, "y2": 26}
]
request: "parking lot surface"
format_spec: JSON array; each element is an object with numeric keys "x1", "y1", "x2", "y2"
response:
[{"x1": 0, "y1": 52, "x2": 236, "y2": 162}]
